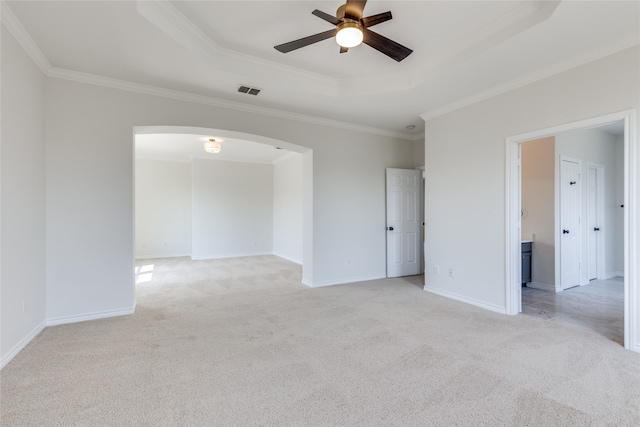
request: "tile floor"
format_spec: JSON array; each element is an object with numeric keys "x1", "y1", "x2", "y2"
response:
[{"x1": 521, "y1": 277, "x2": 624, "y2": 345}]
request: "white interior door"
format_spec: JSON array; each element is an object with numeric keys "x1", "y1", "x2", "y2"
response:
[
  {"x1": 587, "y1": 163, "x2": 604, "y2": 281},
  {"x1": 560, "y1": 158, "x2": 581, "y2": 290},
  {"x1": 386, "y1": 168, "x2": 421, "y2": 278}
]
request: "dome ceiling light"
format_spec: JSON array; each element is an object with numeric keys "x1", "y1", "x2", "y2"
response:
[{"x1": 204, "y1": 138, "x2": 222, "y2": 154}]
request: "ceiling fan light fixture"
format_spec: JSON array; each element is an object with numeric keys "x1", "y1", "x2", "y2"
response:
[
  {"x1": 336, "y1": 21, "x2": 363, "y2": 48},
  {"x1": 204, "y1": 138, "x2": 222, "y2": 154}
]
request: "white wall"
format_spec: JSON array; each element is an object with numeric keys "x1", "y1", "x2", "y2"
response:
[
  {"x1": 555, "y1": 127, "x2": 624, "y2": 281},
  {"x1": 191, "y1": 159, "x2": 273, "y2": 259},
  {"x1": 422, "y1": 44, "x2": 639, "y2": 337},
  {"x1": 521, "y1": 137, "x2": 556, "y2": 288},
  {"x1": 135, "y1": 159, "x2": 191, "y2": 259},
  {"x1": 1, "y1": 27, "x2": 47, "y2": 366},
  {"x1": 413, "y1": 138, "x2": 425, "y2": 168},
  {"x1": 273, "y1": 154, "x2": 303, "y2": 264},
  {"x1": 43, "y1": 75, "x2": 413, "y2": 321}
]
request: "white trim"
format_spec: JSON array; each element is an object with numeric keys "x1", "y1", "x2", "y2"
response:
[
  {"x1": 49, "y1": 67, "x2": 414, "y2": 141},
  {"x1": 137, "y1": 0, "x2": 560, "y2": 99},
  {"x1": 506, "y1": 109, "x2": 637, "y2": 353},
  {"x1": 3, "y1": 0, "x2": 634, "y2": 143},
  {"x1": 135, "y1": 0, "x2": 335, "y2": 90},
  {"x1": 135, "y1": 253, "x2": 191, "y2": 260},
  {"x1": 272, "y1": 252, "x2": 302, "y2": 265},
  {"x1": 0, "y1": 2, "x2": 51, "y2": 73},
  {"x1": 605, "y1": 271, "x2": 624, "y2": 279},
  {"x1": 1, "y1": 2, "x2": 414, "y2": 141},
  {"x1": 505, "y1": 140, "x2": 522, "y2": 314},
  {"x1": 0, "y1": 322, "x2": 46, "y2": 370},
  {"x1": 623, "y1": 109, "x2": 638, "y2": 353},
  {"x1": 304, "y1": 274, "x2": 386, "y2": 288},
  {"x1": 46, "y1": 306, "x2": 135, "y2": 327},
  {"x1": 190, "y1": 251, "x2": 272, "y2": 261},
  {"x1": 526, "y1": 282, "x2": 556, "y2": 292},
  {"x1": 423, "y1": 286, "x2": 507, "y2": 315},
  {"x1": 421, "y1": 36, "x2": 639, "y2": 122}
]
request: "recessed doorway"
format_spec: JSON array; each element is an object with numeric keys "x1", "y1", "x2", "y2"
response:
[{"x1": 505, "y1": 110, "x2": 637, "y2": 351}]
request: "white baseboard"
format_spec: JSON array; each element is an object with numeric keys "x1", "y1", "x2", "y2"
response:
[
  {"x1": 423, "y1": 286, "x2": 507, "y2": 315},
  {"x1": 191, "y1": 251, "x2": 272, "y2": 261},
  {"x1": 135, "y1": 253, "x2": 191, "y2": 260},
  {"x1": 272, "y1": 252, "x2": 302, "y2": 265},
  {"x1": 1, "y1": 321, "x2": 46, "y2": 370},
  {"x1": 605, "y1": 271, "x2": 624, "y2": 279},
  {"x1": 303, "y1": 274, "x2": 386, "y2": 288},
  {"x1": 526, "y1": 281, "x2": 556, "y2": 292},
  {"x1": 46, "y1": 306, "x2": 135, "y2": 327}
]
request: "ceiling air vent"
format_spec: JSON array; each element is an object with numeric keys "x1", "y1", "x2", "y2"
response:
[{"x1": 237, "y1": 85, "x2": 261, "y2": 96}]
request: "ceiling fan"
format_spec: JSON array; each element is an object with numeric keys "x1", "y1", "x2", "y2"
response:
[{"x1": 274, "y1": 0, "x2": 413, "y2": 62}]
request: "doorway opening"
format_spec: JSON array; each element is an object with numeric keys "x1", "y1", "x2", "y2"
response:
[
  {"x1": 132, "y1": 125, "x2": 313, "y2": 298},
  {"x1": 505, "y1": 110, "x2": 637, "y2": 352}
]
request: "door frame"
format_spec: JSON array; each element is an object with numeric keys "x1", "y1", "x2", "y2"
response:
[
  {"x1": 586, "y1": 162, "x2": 606, "y2": 281},
  {"x1": 416, "y1": 166, "x2": 426, "y2": 275},
  {"x1": 505, "y1": 109, "x2": 637, "y2": 352}
]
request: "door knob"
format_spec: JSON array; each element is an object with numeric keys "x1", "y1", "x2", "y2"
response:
[
  {"x1": 594, "y1": 227, "x2": 600, "y2": 231},
  {"x1": 563, "y1": 229, "x2": 570, "y2": 234},
  {"x1": 387, "y1": 226, "x2": 394, "y2": 231}
]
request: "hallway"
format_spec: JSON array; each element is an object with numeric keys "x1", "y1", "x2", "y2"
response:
[{"x1": 522, "y1": 277, "x2": 624, "y2": 345}]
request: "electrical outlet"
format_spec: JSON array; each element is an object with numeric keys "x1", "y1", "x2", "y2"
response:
[
  {"x1": 433, "y1": 265, "x2": 439, "y2": 275},
  {"x1": 448, "y1": 268, "x2": 454, "y2": 278}
]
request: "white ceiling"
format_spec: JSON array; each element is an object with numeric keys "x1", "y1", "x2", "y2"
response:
[
  {"x1": 135, "y1": 134, "x2": 294, "y2": 164},
  {"x1": 4, "y1": 1, "x2": 640, "y2": 138}
]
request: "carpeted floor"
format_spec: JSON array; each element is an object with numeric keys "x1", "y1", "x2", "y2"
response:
[{"x1": 2, "y1": 255, "x2": 640, "y2": 426}]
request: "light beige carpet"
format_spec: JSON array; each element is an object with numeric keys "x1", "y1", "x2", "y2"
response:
[{"x1": 2, "y1": 255, "x2": 640, "y2": 426}]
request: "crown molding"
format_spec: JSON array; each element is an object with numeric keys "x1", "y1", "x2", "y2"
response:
[
  {"x1": 421, "y1": 35, "x2": 640, "y2": 122},
  {"x1": 139, "y1": 0, "x2": 560, "y2": 99},
  {"x1": 1, "y1": 1, "x2": 51, "y2": 73},
  {"x1": 48, "y1": 67, "x2": 415, "y2": 141},
  {"x1": 136, "y1": 0, "x2": 337, "y2": 95},
  {"x1": 1, "y1": 0, "x2": 413, "y2": 142}
]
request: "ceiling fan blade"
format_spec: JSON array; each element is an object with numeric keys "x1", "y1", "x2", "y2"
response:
[
  {"x1": 274, "y1": 29, "x2": 338, "y2": 53},
  {"x1": 361, "y1": 11, "x2": 392, "y2": 28},
  {"x1": 312, "y1": 9, "x2": 340, "y2": 26},
  {"x1": 340, "y1": 46, "x2": 349, "y2": 54},
  {"x1": 345, "y1": 0, "x2": 367, "y2": 20},
  {"x1": 362, "y1": 28, "x2": 413, "y2": 62}
]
